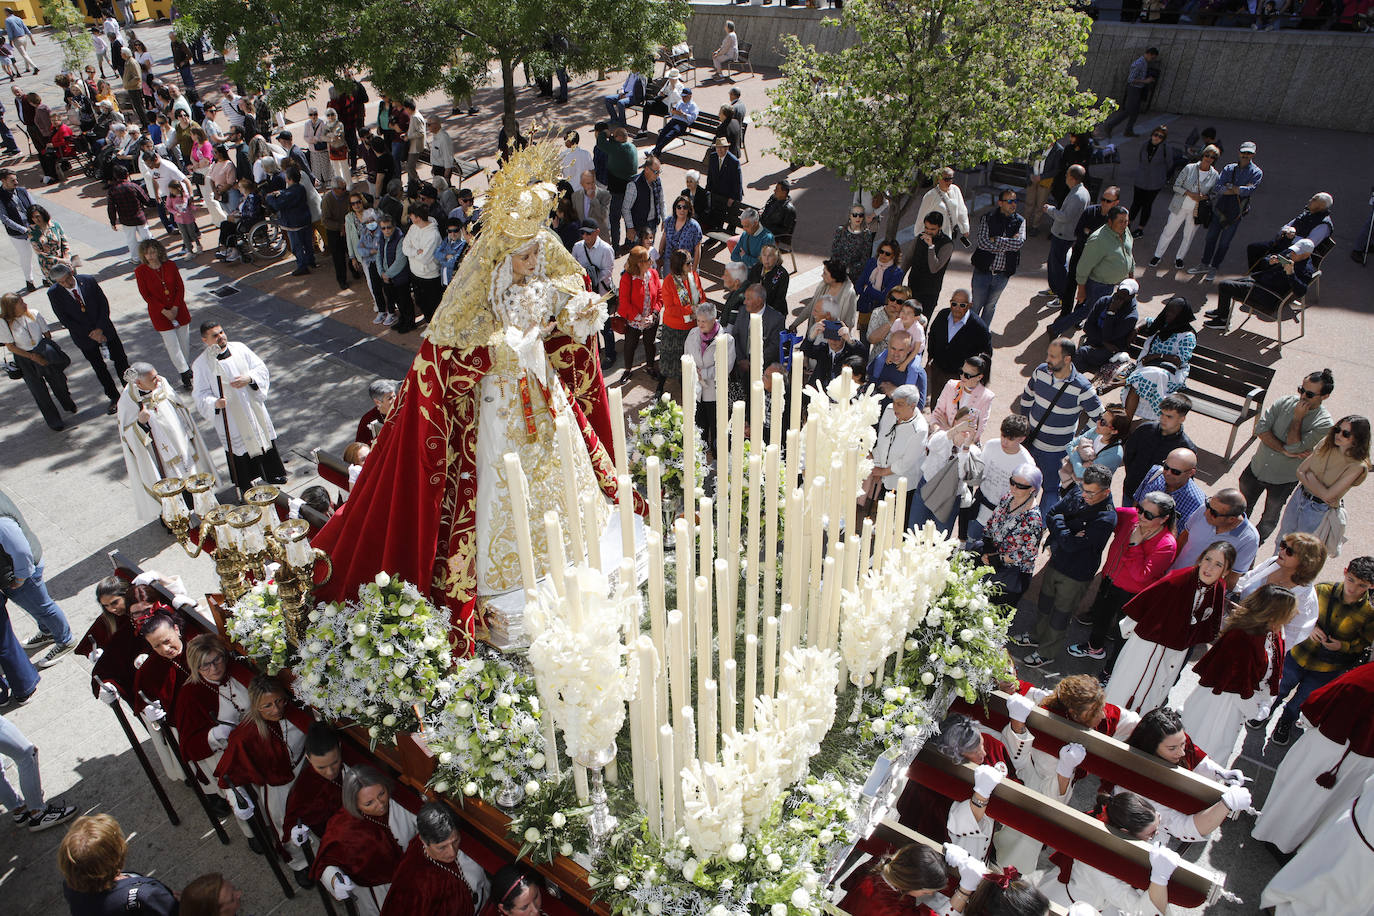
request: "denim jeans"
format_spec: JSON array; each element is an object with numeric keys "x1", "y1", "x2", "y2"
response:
[
  {"x1": 604, "y1": 96, "x2": 630, "y2": 125},
  {"x1": 0, "y1": 713, "x2": 42, "y2": 811},
  {"x1": 1029, "y1": 446, "x2": 1065, "y2": 510},
  {"x1": 288, "y1": 228, "x2": 316, "y2": 271},
  {"x1": 0, "y1": 597, "x2": 39, "y2": 699},
  {"x1": 1275, "y1": 653, "x2": 1343, "y2": 726},
  {"x1": 970, "y1": 270, "x2": 1011, "y2": 325},
  {"x1": 1200, "y1": 217, "x2": 1243, "y2": 270},
  {"x1": 1, "y1": 566, "x2": 71, "y2": 647},
  {"x1": 1047, "y1": 236, "x2": 1074, "y2": 300}
]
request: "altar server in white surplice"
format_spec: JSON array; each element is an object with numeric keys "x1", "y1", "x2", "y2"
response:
[{"x1": 191, "y1": 321, "x2": 288, "y2": 492}]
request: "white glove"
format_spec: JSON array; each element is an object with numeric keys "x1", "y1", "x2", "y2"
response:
[
  {"x1": 209, "y1": 723, "x2": 233, "y2": 749},
  {"x1": 171, "y1": 594, "x2": 196, "y2": 612},
  {"x1": 329, "y1": 872, "x2": 355, "y2": 901},
  {"x1": 1217, "y1": 766, "x2": 1246, "y2": 787},
  {"x1": 133, "y1": 653, "x2": 149, "y2": 670},
  {"x1": 1220, "y1": 785, "x2": 1252, "y2": 813},
  {"x1": 288, "y1": 497, "x2": 305, "y2": 519},
  {"x1": 957, "y1": 855, "x2": 987, "y2": 893},
  {"x1": 291, "y1": 823, "x2": 312, "y2": 847},
  {"x1": 1025, "y1": 686, "x2": 1052, "y2": 704},
  {"x1": 133, "y1": 571, "x2": 158, "y2": 586},
  {"x1": 98, "y1": 681, "x2": 119, "y2": 705},
  {"x1": 944, "y1": 842, "x2": 975, "y2": 870},
  {"x1": 89, "y1": 647, "x2": 104, "y2": 667},
  {"x1": 1056, "y1": 743, "x2": 1087, "y2": 778},
  {"x1": 1006, "y1": 693, "x2": 1036, "y2": 724},
  {"x1": 145, "y1": 700, "x2": 166, "y2": 723},
  {"x1": 972, "y1": 764, "x2": 1004, "y2": 799},
  {"x1": 1066, "y1": 904, "x2": 1099, "y2": 916},
  {"x1": 1148, "y1": 845, "x2": 1183, "y2": 885},
  {"x1": 230, "y1": 789, "x2": 255, "y2": 821}
]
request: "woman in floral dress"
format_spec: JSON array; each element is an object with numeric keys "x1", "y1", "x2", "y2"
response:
[
  {"x1": 656, "y1": 195, "x2": 702, "y2": 274},
  {"x1": 27, "y1": 205, "x2": 73, "y2": 283},
  {"x1": 1117, "y1": 295, "x2": 1196, "y2": 421},
  {"x1": 978, "y1": 463, "x2": 1045, "y2": 613}
]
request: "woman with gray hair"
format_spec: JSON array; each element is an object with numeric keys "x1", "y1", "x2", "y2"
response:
[
  {"x1": 685, "y1": 301, "x2": 734, "y2": 454},
  {"x1": 905, "y1": 713, "x2": 1015, "y2": 860},
  {"x1": 311, "y1": 765, "x2": 417, "y2": 913},
  {"x1": 977, "y1": 463, "x2": 1045, "y2": 614},
  {"x1": 1070, "y1": 490, "x2": 1179, "y2": 670},
  {"x1": 865, "y1": 383, "x2": 928, "y2": 523}
]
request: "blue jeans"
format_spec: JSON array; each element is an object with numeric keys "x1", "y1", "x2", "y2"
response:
[
  {"x1": 1047, "y1": 236, "x2": 1074, "y2": 301},
  {"x1": 0, "y1": 713, "x2": 42, "y2": 811},
  {"x1": 2, "y1": 568, "x2": 72, "y2": 646},
  {"x1": 1275, "y1": 653, "x2": 1342, "y2": 726},
  {"x1": 971, "y1": 270, "x2": 1011, "y2": 325},
  {"x1": 0, "y1": 118, "x2": 16, "y2": 154},
  {"x1": 288, "y1": 228, "x2": 316, "y2": 270},
  {"x1": 1029, "y1": 446, "x2": 1064, "y2": 512},
  {"x1": 0, "y1": 597, "x2": 39, "y2": 699},
  {"x1": 604, "y1": 96, "x2": 630, "y2": 125},
  {"x1": 1200, "y1": 217, "x2": 1242, "y2": 270},
  {"x1": 907, "y1": 481, "x2": 959, "y2": 534}
]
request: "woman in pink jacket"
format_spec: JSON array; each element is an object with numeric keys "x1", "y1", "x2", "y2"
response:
[
  {"x1": 1068, "y1": 491, "x2": 1179, "y2": 678},
  {"x1": 929, "y1": 352, "x2": 995, "y2": 444}
]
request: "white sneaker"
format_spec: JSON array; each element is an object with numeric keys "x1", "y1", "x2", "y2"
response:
[
  {"x1": 372, "y1": 313, "x2": 385, "y2": 325},
  {"x1": 225, "y1": 250, "x2": 242, "y2": 263},
  {"x1": 382, "y1": 314, "x2": 397, "y2": 326},
  {"x1": 27, "y1": 803, "x2": 77, "y2": 833}
]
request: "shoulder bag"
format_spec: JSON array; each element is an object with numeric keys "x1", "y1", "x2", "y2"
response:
[
  {"x1": 1192, "y1": 169, "x2": 1213, "y2": 227},
  {"x1": 32, "y1": 336, "x2": 70, "y2": 370},
  {"x1": 1023, "y1": 374, "x2": 1074, "y2": 449}
]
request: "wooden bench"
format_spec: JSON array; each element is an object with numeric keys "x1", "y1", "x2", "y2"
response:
[
  {"x1": 679, "y1": 110, "x2": 722, "y2": 153},
  {"x1": 1120, "y1": 331, "x2": 1274, "y2": 460},
  {"x1": 723, "y1": 41, "x2": 755, "y2": 80},
  {"x1": 416, "y1": 144, "x2": 485, "y2": 188}
]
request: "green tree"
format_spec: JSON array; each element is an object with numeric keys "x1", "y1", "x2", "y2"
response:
[
  {"x1": 174, "y1": 0, "x2": 687, "y2": 137},
  {"x1": 764, "y1": 0, "x2": 1113, "y2": 240},
  {"x1": 39, "y1": 0, "x2": 93, "y2": 73}
]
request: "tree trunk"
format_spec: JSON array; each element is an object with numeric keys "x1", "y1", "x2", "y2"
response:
[
  {"x1": 884, "y1": 192, "x2": 915, "y2": 243},
  {"x1": 500, "y1": 55, "x2": 519, "y2": 141}
]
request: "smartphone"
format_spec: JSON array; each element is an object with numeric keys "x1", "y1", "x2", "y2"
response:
[{"x1": 959, "y1": 234, "x2": 972, "y2": 249}]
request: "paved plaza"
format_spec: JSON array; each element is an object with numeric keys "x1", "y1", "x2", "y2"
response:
[{"x1": 0, "y1": 19, "x2": 1371, "y2": 915}]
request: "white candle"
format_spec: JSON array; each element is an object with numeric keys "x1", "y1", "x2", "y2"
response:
[
  {"x1": 543, "y1": 511, "x2": 567, "y2": 598},
  {"x1": 828, "y1": 458, "x2": 844, "y2": 542},
  {"x1": 803, "y1": 418, "x2": 818, "y2": 486},
  {"x1": 750, "y1": 378, "x2": 764, "y2": 452},
  {"x1": 769, "y1": 369, "x2": 785, "y2": 450},
  {"x1": 714, "y1": 559, "x2": 732, "y2": 674},
  {"x1": 700, "y1": 679, "x2": 717, "y2": 763},
  {"x1": 826, "y1": 541, "x2": 847, "y2": 651},
  {"x1": 608, "y1": 386, "x2": 628, "y2": 479},
  {"x1": 617, "y1": 475, "x2": 635, "y2": 571},
  {"x1": 714, "y1": 333, "x2": 729, "y2": 456},
  {"x1": 581, "y1": 492, "x2": 602, "y2": 571},
  {"x1": 842, "y1": 447, "x2": 858, "y2": 544},
  {"x1": 789, "y1": 339, "x2": 804, "y2": 435},
  {"x1": 628, "y1": 653, "x2": 645, "y2": 807},
  {"x1": 744, "y1": 452, "x2": 761, "y2": 649},
  {"x1": 698, "y1": 496, "x2": 713, "y2": 601},
  {"x1": 749, "y1": 311, "x2": 764, "y2": 396},
  {"x1": 813, "y1": 555, "x2": 835, "y2": 647},
  {"x1": 505, "y1": 455, "x2": 538, "y2": 594},
  {"x1": 781, "y1": 487, "x2": 802, "y2": 611},
  {"x1": 779, "y1": 603, "x2": 795, "y2": 658},
  {"x1": 675, "y1": 519, "x2": 694, "y2": 657},
  {"x1": 681, "y1": 354, "x2": 698, "y2": 530},
  {"x1": 859, "y1": 517, "x2": 874, "y2": 580},
  {"x1": 555, "y1": 417, "x2": 586, "y2": 564},
  {"x1": 721, "y1": 658, "x2": 737, "y2": 739},
  {"x1": 566, "y1": 566, "x2": 586, "y2": 632},
  {"x1": 762, "y1": 444, "x2": 780, "y2": 622},
  {"x1": 784, "y1": 429, "x2": 800, "y2": 497},
  {"x1": 659, "y1": 723, "x2": 678, "y2": 835},
  {"x1": 667, "y1": 609, "x2": 689, "y2": 734},
  {"x1": 574, "y1": 765, "x2": 589, "y2": 804},
  {"x1": 696, "y1": 575, "x2": 713, "y2": 696},
  {"x1": 542, "y1": 706, "x2": 561, "y2": 777},
  {"x1": 682, "y1": 705, "x2": 696, "y2": 763},
  {"x1": 808, "y1": 477, "x2": 826, "y2": 622},
  {"x1": 741, "y1": 637, "x2": 755, "y2": 731},
  {"x1": 894, "y1": 475, "x2": 909, "y2": 539},
  {"x1": 727, "y1": 404, "x2": 745, "y2": 586},
  {"x1": 647, "y1": 456, "x2": 663, "y2": 539},
  {"x1": 763, "y1": 616, "x2": 778, "y2": 700}
]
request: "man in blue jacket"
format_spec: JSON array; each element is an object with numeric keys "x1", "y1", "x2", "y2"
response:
[
  {"x1": 0, "y1": 169, "x2": 37, "y2": 290},
  {"x1": 47, "y1": 264, "x2": 129, "y2": 414},
  {"x1": 1010, "y1": 465, "x2": 1117, "y2": 667},
  {"x1": 267, "y1": 167, "x2": 316, "y2": 275}
]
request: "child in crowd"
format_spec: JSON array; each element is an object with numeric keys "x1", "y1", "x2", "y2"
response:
[{"x1": 165, "y1": 184, "x2": 201, "y2": 255}]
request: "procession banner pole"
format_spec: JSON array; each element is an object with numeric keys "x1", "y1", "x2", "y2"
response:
[{"x1": 100, "y1": 678, "x2": 179, "y2": 827}]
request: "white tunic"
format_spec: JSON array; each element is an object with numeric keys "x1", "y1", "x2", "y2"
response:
[
  {"x1": 1106, "y1": 636, "x2": 1188, "y2": 714},
  {"x1": 1181, "y1": 651, "x2": 1275, "y2": 769},
  {"x1": 1253, "y1": 728, "x2": 1374, "y2": 853},
  {"x1": 1063, "y1": 861, "x2": 1163, "y2": 916},
  {"x1": 1261, "y1": 773, "x2": 1374, "y2": 915},
  {"x1": 191, "y1": 341, "x2": 276, "y2": 456},
  {"x1": 117, "y1": 376, "x2": 220, "y2": 521}
]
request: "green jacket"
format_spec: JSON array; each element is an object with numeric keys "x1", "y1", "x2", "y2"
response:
[
  {"x1": 597, "y1": 134, "x2": 640, "y2": 182},
  {"x1": 1076, "y1": 224, "x2": 1135, "y2": 286}
]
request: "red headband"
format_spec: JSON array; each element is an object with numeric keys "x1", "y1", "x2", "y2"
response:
[{"x1": 990, "y1": 866, "x2": 1020, "y2": 889}]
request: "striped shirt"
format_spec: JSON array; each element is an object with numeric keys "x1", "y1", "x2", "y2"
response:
[{"x1": 1018, "y1": 363, "x2": 1103, "y2": 455}]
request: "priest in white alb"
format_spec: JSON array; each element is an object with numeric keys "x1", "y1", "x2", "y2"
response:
[
  {"x1": 191, "y1": 321, "x2": 288, "y2": 493},
  {"x1": 117, "y1": 361, "x2": 219, "y2": 520}
]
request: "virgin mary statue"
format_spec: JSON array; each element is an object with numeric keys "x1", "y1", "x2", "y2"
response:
[{"x1": 314, "y1": 142, "x2": 639, "y2": 650}]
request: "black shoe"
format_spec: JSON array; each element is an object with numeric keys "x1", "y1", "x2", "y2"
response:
[
  {"x1": 293, "y1": 868, "x2": 315, "y2": 889},
  {"x1": 106, "y1": 399, "x2": 119, "y2": 415},
  {"x1": 1271, "y1": 719, "x2": 1293, "y2": 746},
  {"x1": 1353, "y1": 250, "x2": 1368, "y2": 265},
  {"x1": 207, "y1": 795, "x2": 231, "y2": 819},
  {"x1": 267, "y1": 475, "x2": 288, "y2": 485},
  {"x1": 394, "y1": 324, "x2": 417, "y2": 334},
  {"x1": 1174, "y1": 258, "x2": 1185, "y2": 270},
  {"x1": 180, "y1": 370, "x2": 194, "y2": 390},
  {"x1": 338, "y1": 281, "x2": 349, "y2": 290},
  {"x1": 1245, "y1": 713, "x2": 1271, "y2": 729},
  {"x1": 1203, "y1": 307, "x2": 1221, "y2": 319},
  {"x1": 1203, "y1": 318, "x2": 1228, "y2": 331},
  {"x1": 247, "y1": 836, "x2": 265, "y2": 855},
  {"x1": 289, "y1": 268, "x2": 310, "y2": 276},
  {"x1": 21, "y1": 282, "x2": 36, "y2": 293},
  {"x1": 1021, "y1": 651, "x2": 1049, "y2": 668},
  {"x1": 1131, "y1": 228, "x2": 1144, "y2": 239},
  {"x1": 62, "y1": 400, "x2": 77, "y2": 413},
  {"x1": 467, "y1": 107, "x2": 478, "y2": 115}
]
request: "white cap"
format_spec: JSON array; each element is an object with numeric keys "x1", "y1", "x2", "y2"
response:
[{"x1": 1239, "y1": 141, "x2": 1257, "y2": 153}]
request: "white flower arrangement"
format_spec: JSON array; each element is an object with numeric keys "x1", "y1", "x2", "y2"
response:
[
  {"x1": 424, "y1": 648, "x2": 546, "y2": 805},
  {"x1": 525, "y1": 567, "x2": 638, "y2": 762},
  {"x1": 627, "y1": 395, "x2": 708, "y2": 525},
  {"x1": 225, "y1": 580, "x2": 293, "y2": 674},
  {"x1": 292, "y1": 573, "x2": 455, "y2": 747}
]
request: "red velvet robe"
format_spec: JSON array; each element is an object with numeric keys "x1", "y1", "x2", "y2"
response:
[
  {"x1": 1303, "y1": 660, "x2": 1374, "y2": 754},
  {"x1": 132, "y1": 651, "x2": 187, "y2": 715},
  {"x1": 899, "y1": 733, "x2": 1016, "y2": 842},
  {"x1": 282, "y1": 765, "x2": 343, "y2": 843},
  {"x1": 215, "y1": 719, "x2": 296, "y2": 789},
  {"x1": 310, "y1": 808, "x2": 404, "y2": 886},
  {"x1": 1193, "y1": 627, "x2": 1284, "y2": 699},
  {"x1": 379, "y1": 836, "x2": 475, "y2": 916},
  {"x1": 839, "y1": 870, "x2": 937, "y2": 916},
  {"x1": 312, "y1": 333, "x2": 643, "y2": 649},
  {"x1": 171, "y1": 675, "x2": 246, "y2": 763},
  {"x1": 1123, "y1": 566, "x2": 1227, "y2": 650},
  {"x1": 78, "y1": 617, "x2": 143, "y2": 702}
]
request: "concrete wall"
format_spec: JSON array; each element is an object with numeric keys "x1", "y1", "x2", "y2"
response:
[{"x1": 682, "y1": 5, "x2": 1374, "y2": 133}]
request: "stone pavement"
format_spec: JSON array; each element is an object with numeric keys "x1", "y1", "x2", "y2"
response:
[{"x1": 0, "y1": 18, "x2": 1370, "y2": 915}]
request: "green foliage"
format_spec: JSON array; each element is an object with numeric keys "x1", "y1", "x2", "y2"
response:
[
  {"x1": 173, "y1": 0, "x2": 687, "y2": 129},
  {"x1": 38, "y1": 0, "x2": 93, "y2": 73},
  {"x1": 764, "y1": 0, "x2": 1113, "y2": 238}
]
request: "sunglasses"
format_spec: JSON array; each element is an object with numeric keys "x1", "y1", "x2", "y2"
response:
[
  {"x1": 1298, "y1": 387, "x2": 1322, "y2": 399},
  {"x1": 1337, "y1": 427, "x2": 1354, "y2": 438},
  {"x1": 1102, "y1": 197, "x2": 1119, "y2": 204},
  {"x1": 1162, "y1": 465, "x2": 1187, "y2": 476},
  {"x1": 959, "y1": 370, "x2": 981, "y2": 379},
  {"x1": 1009, "y1": 480, "x2": 1033, "y2": 490},
  {"x1": 950, "y1": 300, "x2": 969, "y2": 309},
  {"x1": 1205, "y1": 502, "x2": 1239, "y2": 518},
  {"x1": 1136, "y1": 505, "x2": 1162, "y2": 520},
  {"x1": 850, "y1": 211, "x2": 864, "y2": 218},
  {"x1": 675, "y1": 203, "x2": 688, "y2": 210},
  {"x1": 1279, "y1": 541, "x2": 1295, "y2": 556}
]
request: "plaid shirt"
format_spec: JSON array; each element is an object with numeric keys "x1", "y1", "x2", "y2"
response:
[
  {"x1": 106, "y1": 179, "x2": 149, "y2": 227},
  {"x1": 1289, "y1": 583, "x2": 1374, "y2": 673}
]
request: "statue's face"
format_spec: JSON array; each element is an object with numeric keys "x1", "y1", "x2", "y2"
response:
[{"x1": 511, "y1": 245, "x2": 539, "y2": 282}]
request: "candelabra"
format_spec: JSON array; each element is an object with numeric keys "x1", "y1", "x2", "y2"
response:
[{"x1": 151, "y1": 473, "x2": 219, "y2": 558}]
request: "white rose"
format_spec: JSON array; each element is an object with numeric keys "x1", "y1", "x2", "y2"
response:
[
  {"x1": 766, "y1": 853, "x2": 783, "y2": 871},
  {"x1": 872, "y1": 719, "x2": 887, "y2": 734},
  {"x1": 818, "y1": 830, "x2": 834, "y2": 845},
  {"x1": 651, "y1": 433, "x2": 667, "y2": 448},
  {"x1": 960, "y1": 628, "x2": 974, "y2": 642},
  {"x1": 613, "y1": 875, "x2": 630, "y2": 891},
  {"x1": 921, "y1": 672, "x2": 935, "y2": 686},
  {"x1": 883, "y1": 687, "x2": 899, "y2": 702},
  {"x1": 983, "y1": 616, "x2": 996, "y2": 629},
  {"x1": 948, "y1": 666, "x2": 965, "y2": 680},
  {"x1": 726, "y1": 842, "x2": 747, "y2": 863},
  {"x1": 648, "y1": 904, "x2": 662, "y2": 916},
  {"x1": 947, "y1": 646, "x2": 963, "y2": 661},
  {"x1": 772, "y1": 906, "x2": 788, "y2": 916},
  {"x1": 438, "y1": 752, "x2": 453, "y2": 765},
  {"x1": 382, "y1": 714, "x2": 397, "y2": 727},
  {"x1": 682, "y1": 858, "x2": 700, "y2": 881},
  {"x1": 368, "y1": 725, "x2": 379, "y2": 738},
  {"x1": 904, "y1": 724, "x2": 920, "y2": 738},
  {"x1": 496, "y1": 693, "x2": 513, "y2": 708},
  {"x1": 720, "y1": 878, "x2": 734, "y2": 892},
  {"x1": 525, "y1": 780, "x2": 540, "y2": 795},
  {"x1": 490, "y1": 748, "x2": 506, "y2": 762},
  {"x1": 550, "y1": 812, "x2": 566, "y2": 828},
  {"x1": 558, "y1": 842, "x2": 572, "y2": 856},
  {"x1": 398, "y1": 603, "x2": 414, "y2": 617},
  {"x1": 524, "y1": 827, "x2": 541, "y2": 843},
  {"x1": 463, "y1": 782, "x2": 478, "y2": 796},
  {"x1": 791, "y1": 888, "x2": 811, "y2": 908},
  {"x1": 905, "y1": 637, "x2": 918, "y2": 651},
  {"x1": 375, "y1": 572, "x2": 391, "y2": 588},
  {"x1": 453, "y1": 701, "x2": 473, "y2": 718},
  {"x1": 804, "y1": 874, "x2": 819, "y2": 892},
  {"x1": 679, "y1": 835, "x2": 692, "y2": 851},
  {"x1": 530, "y1": 753, "x2": 546, "y2": 770},
  {"x1": 432, "y1": 780, "x2": 449, "y2": 793},
  {"x1": 353, "y1": 623, "x2": 368, "y2": 637},
  {"x1": 393, "y1": 662, "x2": 408, "y2": 678}
]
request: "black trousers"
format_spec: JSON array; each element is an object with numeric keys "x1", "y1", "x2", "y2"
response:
[
  {"x1": 1131, "y1": 186, "x2": 1162, "y2": 228},
  {"x1": 411, "y1": 275, "x2": 441, "y2": 323},
  {"x1": 382, "y1": 276, "x2": 415, "y2": 330},
  {"x1": 227, "y1": 443, "x2": 287, "y2": 492},
  {"x1": 74, "y1": 328, "x2": 130, "y2": 401},
  {"x1": 1088, "y1": 580, "x2": 1138, "y2": 669},
  {"x1": 365, "y1": 262, "x2": 387, "y2": 313},
  {"x1": 325, "y1": 228, "x2": 348, "y2": 286},
  {"x1": 640, "y1": 99, "x2": 669, "y2": 132},
  {"x1": 16, "y1": 353, "x2": 74, "y2": 430}
]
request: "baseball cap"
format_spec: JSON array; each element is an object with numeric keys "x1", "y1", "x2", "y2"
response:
[
  {"x1": 1288, "y1": 238, "x2": 1314, "y2": 256},
  {"x1": 1239, "y1": 141, "x2": 1257, "y2": 154},
  {"x1": 1117, "y1": 278, "x2": 1139, "y2": 295},
  {"x1": 578, "y1": 219, "x2": 599, "y2": 233}
]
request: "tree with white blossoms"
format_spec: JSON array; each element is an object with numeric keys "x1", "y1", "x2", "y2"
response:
[
  {"x1": 764, "y1": 0, "x2": 1113, "y2": 240},
  {"x1": 526, "y1": 567, "x2": 638, "y2": 761}
]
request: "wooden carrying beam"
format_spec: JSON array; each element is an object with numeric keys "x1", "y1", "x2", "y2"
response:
[
  {"x1": 270, "y1": 490, "x2": 330, "y2": 533},
  {"x1": 915, "y1": 746, "x2": 1215, "y2": 908},
  {"x1": 952, "y1": 690, "x2": 1224, "y2": 814},
  {"x1": 315, "y1": 449, "x2": 352, "y2": 492},
  {"x1": 869, "y1": 820, "x2": 1070, "y2": 916}
]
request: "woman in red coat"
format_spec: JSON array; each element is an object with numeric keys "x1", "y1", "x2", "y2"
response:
[
  {"x1": 215, "y1": 674, "x2": 310, "y2": 880},
  {"x1": 840, "y1": 843, "x2": 955, "y2": 916},
  {"x1": 311, "y1": 766, "x2": 416, "y2": 915},
  {"x1": 616, "y1": 245, "x2": 662, "y2": 381},
  {"x1": 1106, "y1": 542, "x2": 1236, "y2": 712},
  {"x1": 133, "y1": 239, "x2": 193, "y2": 389},
  {"x1": 1183, "y1": 584, "x2": 1295, "y2": 767}
]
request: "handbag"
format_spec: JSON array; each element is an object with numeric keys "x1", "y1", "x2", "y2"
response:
[
  {"x1": 1193, "y1": 198, "x2": 1213, "y2": 227},
  {"x1": 32, "y1": 337, "x2": 70, "y2": 370},
  {"x1": 4, "y1": 357, "x2": 19, "y2": 380}
]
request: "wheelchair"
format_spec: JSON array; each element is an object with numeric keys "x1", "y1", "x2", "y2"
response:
[{"x1": 233, "y1": 213, "x2": 288, "y2": 264}]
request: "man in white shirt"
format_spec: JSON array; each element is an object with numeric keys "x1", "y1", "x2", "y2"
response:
[
  {"x1": 191, "y1": 321, "x2": 287, "y2": 493},
  {"x1": 651, "y1": 87, "x2": 699, "y2": 157},
  {"x1": 560, "y1": 130, "x2": 593, "y2": 185},
  {"x1": 572, "y1": 220, "x2": 617, "y2": 368},
  {"x1": 141, "y1": 150, "x2": 192, "y2": 234},
  {"x1": 918, "y1": 167, "x2": 971, "y2": 244},
  {"x1": 401, "y1": 202, "x2": 442, "y2": 324},
  {"x1": 869, "y1": 384, "x2": 929, "y2": 526},
  {"x1": 425, "y1": 116, "x2": 455, "y2": 181},
  {"x1": 220, "y1": 84, "x2": 245, "y2": 130}
]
